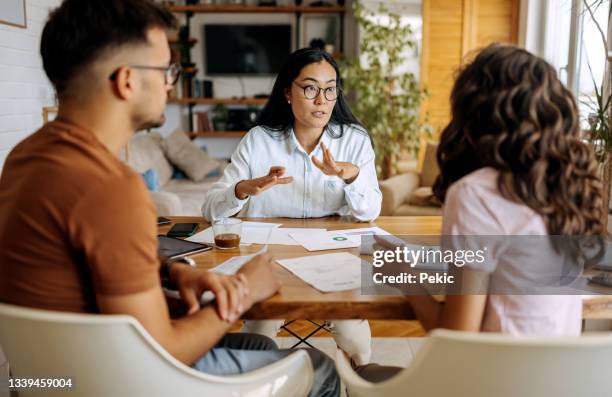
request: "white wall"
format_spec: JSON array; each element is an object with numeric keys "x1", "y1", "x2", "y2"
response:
[{"x1": 0, "y1": 0, "x2": 60, "y2": 171}]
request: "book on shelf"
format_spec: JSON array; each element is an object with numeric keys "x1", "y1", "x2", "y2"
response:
[{"x1": 195, "y1": 111, "x2": 213, "y2": 132}]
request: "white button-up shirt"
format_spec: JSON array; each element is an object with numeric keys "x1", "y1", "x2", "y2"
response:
[{"x1": 202, "y1": 124, "x2": 382, "y2": 222}]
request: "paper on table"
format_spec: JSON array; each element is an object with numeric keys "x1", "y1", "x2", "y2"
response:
[
  {"x1": 240, "y1": 221, "x2": 283, "y2": 228},
  {"x1": 186, "y1": 221, "x2": 281, "y2": 245},
  {"x1": 276, "y1": 252, "x2": 363, "y2": 292},
  {"x1": 330, "y1": 226, "x2": 394, "y2": 255},
  {"x1": 210, "y1": 245, "x2": 268, "y2": 274},
  {"x1": 264, "y1": 228, "x2": 327, "y2": 245},
  {"x1": 164, "y1": 246, "x2": 268, "y2": 304},
  {"x1": 337, "y1": 226, "x2": 392, "y2": 237},
  {"x1": 289, "y1": 230, "x2": 361, "y2": 251},
  {"x1": 188, "y1": 225, "x2": 326, "y2": 246},
  {"x1": 187, "y1": 227, "x2": 225, "y2": 244}
]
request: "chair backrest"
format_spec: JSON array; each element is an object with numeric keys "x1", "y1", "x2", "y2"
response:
[
  {"x1": 0, "y1": 303, "x2": 313, "y2": 397},
  {"x1": 337, "y1": 329, "x2": 612, "y2": 397}
]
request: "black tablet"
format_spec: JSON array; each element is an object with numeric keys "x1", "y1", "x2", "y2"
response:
[{"x1": 158, "y1": 235, "x2": 212, "y2": 260}]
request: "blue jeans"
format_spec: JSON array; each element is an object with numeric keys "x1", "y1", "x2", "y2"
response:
[{"x1": 192, "y1": 333, "x2": 340, "y2": 397}]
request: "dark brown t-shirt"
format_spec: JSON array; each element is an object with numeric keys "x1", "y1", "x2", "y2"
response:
[{"x1": 0, "y1": 120, "x2": 160, "y2": 313}]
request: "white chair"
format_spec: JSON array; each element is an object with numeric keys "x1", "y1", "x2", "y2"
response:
[
  {"x1": 0, "y1": 303, "x2": 313, "y2": 397},
  {"x1": 336, "y1": 328, "x2": 612, "y2": 397}
]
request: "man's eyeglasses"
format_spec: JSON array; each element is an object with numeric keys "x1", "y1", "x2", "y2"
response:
[
  {"x1": 109, "y1": 63, "x2": 182, "y2": 86},
  {"x1": 293, "y1": 81, "x2": 340, "y2": 101}
]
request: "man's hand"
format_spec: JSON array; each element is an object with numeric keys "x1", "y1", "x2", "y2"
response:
[
  {"x1": 237, "y1": 253, "x2": 281, "y2": 304},
  {"x1": 170, "y1": 264, "x2": 249, "y2": 322},
  {"x1": 235, "y1": 166, "x2": 293, "y2": 200},
  {"x1": 312, "y1": 142, "x2": 359, "y2": 183}
]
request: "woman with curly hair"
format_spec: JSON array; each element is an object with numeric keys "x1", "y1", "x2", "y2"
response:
[
  {"x1": 423, "y1": 43, "x2": 604, "y2": 334},
  {"x1": 431, "y1": 43, "x2": 603, "y2": 331},
  {"x1": 361, "y1": 44, "x2": 605, "y2": 382}
]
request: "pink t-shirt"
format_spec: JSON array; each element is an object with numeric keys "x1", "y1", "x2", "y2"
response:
[{"x1": 441, "y1": 167, "x2": 581, "y2": 336}]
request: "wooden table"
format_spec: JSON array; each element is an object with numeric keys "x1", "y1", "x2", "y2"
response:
[{"x1": 161, "y1": 216, "x2": 612, "y2": 321}]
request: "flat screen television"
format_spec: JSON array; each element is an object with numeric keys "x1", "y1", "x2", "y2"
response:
[{"x1": 203, "y1": 24, "x2": 291, "y2": 75}]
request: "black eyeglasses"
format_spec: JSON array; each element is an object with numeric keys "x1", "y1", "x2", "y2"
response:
[
  {"x1": 293, "y1": 81, "x2": 340, "y2": 101},
  {"x1": 109, "y1": 63, "x2": 182, "y2": 86}
]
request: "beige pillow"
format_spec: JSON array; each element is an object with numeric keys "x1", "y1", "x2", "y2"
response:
[
  {"x1": 407, "y1": 186, "x2": 441, "y2": 207},
  {"x1": 125, "y1": 132, "x2": 173, "y2": 186},
  {"x1": 162, "y1": 130, "x2": 221, "y2": 182}
]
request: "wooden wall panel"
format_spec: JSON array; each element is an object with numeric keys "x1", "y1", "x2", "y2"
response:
[
  {"x1": 420, "y1": 0, "x2": 464, "y2": 135},
  {"x1": 420, "y1": 0, "x2": 520, "y2": 135},
  {"x1": 476, "y1": 0, "x2": 519, "y2": 48}
]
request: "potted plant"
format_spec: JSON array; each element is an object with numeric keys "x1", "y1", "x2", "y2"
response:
[{"x1": 341, "y1": 0, "x2": 430, "y2": 179}]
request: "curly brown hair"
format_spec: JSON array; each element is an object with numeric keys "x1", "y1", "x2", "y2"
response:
[{"x1": 433, "y1": 44, "x2": 604, "y2": 235}]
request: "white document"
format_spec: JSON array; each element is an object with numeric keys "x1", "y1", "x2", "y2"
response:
[
  {"x1": 210, "y1": 245, "x2": 268, "y2": 274},
  {"x1": 265, "y1": 228, "x2": 327, "y2": 245},
  {"x1": 186, "y1": 227, "x2": 216, "y2": 244},
  {"x1": 186, "y1": 227, "x2": 241, "y2": 245},
  {"x1": 189, "y1": 225, "x2": 327, "y2": 246},
  {"x1": 276, "y1": 252, "x2": 363, "y2": 292},
  {"x1": 289, "y1": 230, "x2": 361, "y2": 251},
  {"x1": 332, "y1": 226, "x2": 395, "y2": 255},
  {"x1": 240, "y1": 221, "x2": 283, "y2": 228},
  {"x1": 186, "y1": 222, "x2": 281, "y2": 245},
  {"x1": 337, "y1": 226, "x2": 392, "y2": 237}
]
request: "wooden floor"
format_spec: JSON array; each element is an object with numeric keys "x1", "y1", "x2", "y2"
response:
[{"x1": 230, "y1": 320, "x2": 426, "y2": 337}]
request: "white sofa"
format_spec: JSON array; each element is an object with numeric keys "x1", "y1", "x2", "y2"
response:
[{"x1": 122, "y1": 132, "x2": 223, "y2": 216}]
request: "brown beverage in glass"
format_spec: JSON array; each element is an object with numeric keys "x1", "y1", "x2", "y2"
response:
[
  {"x1": 212, "y1": 218, "x2": 243, "y2": 249},
  {"x1": 214, "y1": 233, "x2": 241, "y2": 249}
]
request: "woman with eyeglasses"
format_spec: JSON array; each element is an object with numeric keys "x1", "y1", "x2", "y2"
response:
[{"x1": 202, "y1": 47, "x2": 381, "y2": 366}]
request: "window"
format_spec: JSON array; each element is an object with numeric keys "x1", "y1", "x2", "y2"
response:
[
  {"x1": 576, "y1": 1, "x2": 609, "y2": 128},
  {"x1": 545, "y1": 0, "x2": 610, "y2": 128}
]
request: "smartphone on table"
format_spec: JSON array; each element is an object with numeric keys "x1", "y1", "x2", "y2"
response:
[
  {"x1": 157, "y1": 217, "x2": 172, "y2": 226},
  {"x1": 167, "y1": 222, "x2": 199, "y2": 238}
]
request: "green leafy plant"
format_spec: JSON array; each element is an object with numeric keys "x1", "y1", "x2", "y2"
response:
[{"x1": 341, "y1": 0, "x2": 430, "y2": 179}]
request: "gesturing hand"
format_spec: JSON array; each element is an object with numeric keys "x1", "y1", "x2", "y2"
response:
[
  {"x1": 311, "y1": 142, "x2": 360, "y2": 183},
  {"x1": 235, "y1": 166, "x2": 293, "y2": 200}
]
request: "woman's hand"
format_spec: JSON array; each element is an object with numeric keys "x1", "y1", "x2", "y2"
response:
[
  {"x1": 235, "y1": 166, "x2": 293, "y2": 200},
  {"x1": 312, "y1": 142, "x2": 359, "y2": 183},
  {"x1": 170, "y1": 263, "x2": 250, "y2": 321}
]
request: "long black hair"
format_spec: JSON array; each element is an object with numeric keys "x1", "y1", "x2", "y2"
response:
[{"x1": 257, "y1": 47, "x2": 365, "y2": 139}]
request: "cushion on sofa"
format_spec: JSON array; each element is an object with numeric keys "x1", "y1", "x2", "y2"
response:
[
  {"x1": 379, "y1": 172, "x2": 420, "y2": 216},
  {"x1": 419, "y1": 141, "x2": 440, "y2": 188},
  {"x1": 394, "y1": 204, "x2": 442, "y2": 216},
  {"x1": 162, "y1": 130, "x2": 221, "y2": 182},
  {"x1": 407, "y1": 186, "x2": 441, "y2": 207},
  {"x1": 125, "y1": 132, "x2": 173, "y2": 186},
  {"x1": 163, "y1": 177, "x2": 219, "y2": 216},
  {"x1": 140, "y1": 169, "x2": 160, "y2": 192}
]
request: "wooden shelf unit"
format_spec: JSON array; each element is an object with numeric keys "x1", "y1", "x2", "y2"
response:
[
  {"x1": 167, "y1": 5, "x2": 345, "y2": 13},
  {"x1": 189, "y1": 131, "x2": 248, "y2": 138},
  {"x1": 165, "y1": 2, "x2": 346, "y2": 131},
  {"x1": 168, "y1": 97, "x2": 268, "y2": 105}
]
